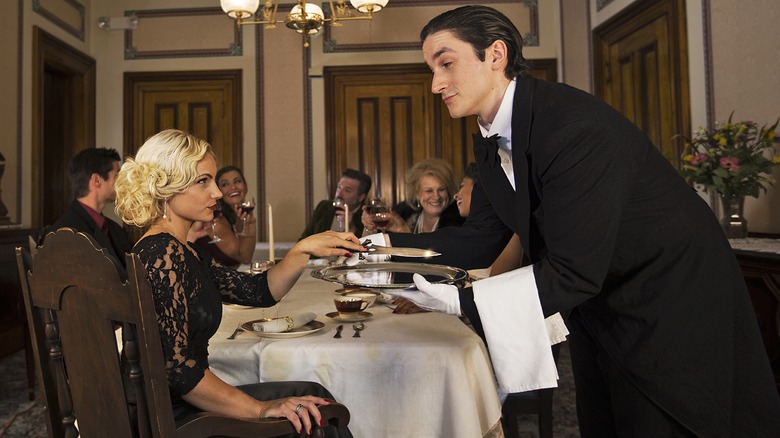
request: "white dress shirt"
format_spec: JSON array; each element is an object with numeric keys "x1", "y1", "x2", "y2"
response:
[{"x1": 473, "y1": 79, "x2": 567, "y2": 393}]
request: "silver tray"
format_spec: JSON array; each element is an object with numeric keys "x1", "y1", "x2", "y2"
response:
[{"x1": 310, "y1": 262, "x2": 468, "y2": 289}]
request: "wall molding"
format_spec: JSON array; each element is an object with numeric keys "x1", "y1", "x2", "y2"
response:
[
  {"x1": 32, "y1": 0, "x2": 85, "y2": 41},
  {"x1": 125, "y1": 7, "x2": 241, "y2": 60},
  {"x1": 322, "y1": 0, "x2": 539, "y2": 53}
]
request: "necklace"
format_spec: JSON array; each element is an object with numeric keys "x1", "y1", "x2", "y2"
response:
[{"x1": 414, "y1": 213, "x2": 440, "y2": 234}]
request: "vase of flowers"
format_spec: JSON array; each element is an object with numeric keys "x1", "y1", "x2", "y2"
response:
[{"x1": 680, "y1": 113, "x2": 780, "y2": 238}]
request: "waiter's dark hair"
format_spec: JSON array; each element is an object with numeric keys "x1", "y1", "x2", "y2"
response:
[{"x1": 420, "y1": 5, "x2": 531, "y2": 80}]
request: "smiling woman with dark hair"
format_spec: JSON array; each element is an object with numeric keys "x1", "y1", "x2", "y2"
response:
[{"x1": 194, "y1": 165, "x2": 256, "y2": 266}]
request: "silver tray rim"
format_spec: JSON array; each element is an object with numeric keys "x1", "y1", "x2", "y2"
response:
[{"x1": 310, "y1": 262, "x2": 468, "y2": 289}]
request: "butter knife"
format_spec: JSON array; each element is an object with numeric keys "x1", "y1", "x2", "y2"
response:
[{"x1": 365, "y1": 244, "x2": 440, "y2": 258}]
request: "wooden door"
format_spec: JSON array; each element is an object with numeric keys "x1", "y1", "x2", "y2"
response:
[
  {"x1": 594, "y1": 0, "x2": 689, "y2": 168},
  {"x1": 123, "y1": 70, "x2": 242, "y2": 169},
  {"x1": 32, "y1": 27, "x2": 95, "y2": 229},
  {"x1": 325, "y1": 64, "x2": 475, "y2": 209}
]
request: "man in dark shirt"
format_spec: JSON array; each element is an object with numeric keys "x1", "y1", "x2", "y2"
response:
[
  {"x1": 42, "y1": 148, "x2": 133, "y2": 270},
  {"x1": 299, "y1": 169, "x2": 372, "y2": 239}
]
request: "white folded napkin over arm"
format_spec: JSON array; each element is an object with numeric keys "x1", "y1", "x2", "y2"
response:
[
  {"x1": 252, "y1": 312, "x2": 317, "y2": 333},
  {"x1": 473, "y1": 265, "x2": 568, "y2": 393}
]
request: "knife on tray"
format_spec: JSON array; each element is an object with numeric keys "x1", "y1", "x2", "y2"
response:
[{"x1": 364, "y1": 244, "x2": 440, "y2": 258}]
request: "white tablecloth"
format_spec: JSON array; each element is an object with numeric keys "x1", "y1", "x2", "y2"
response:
[{"x1": 209, "y1": 267, "x2": 503, "y2": 438}]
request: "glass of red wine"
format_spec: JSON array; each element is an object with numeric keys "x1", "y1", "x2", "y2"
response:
[
  {"x1": 366, "y1": 198, "x2": 391, "y2": 234},
  {"x1": 209, "y1": 202, "x2": 223, "y2": 243},
  {"x1": 333, "y1": 197, "x2": 346, "y2": 232},
  {"x1": 236, "y1": 197, "x2": 256, "y2": 237}
]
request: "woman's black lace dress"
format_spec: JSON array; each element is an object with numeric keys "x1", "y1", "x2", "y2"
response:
[
  {"x1": 133, "y1": 233, "x2": 277, "y2": 414},
  {"x1": 131, "y1": 233, "x2": 352, "y2": 437}
]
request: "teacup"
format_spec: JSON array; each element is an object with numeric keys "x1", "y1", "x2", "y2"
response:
[
  {"x1": 340, "y1": 289, "x2": 379, "y2": 308},
  {"x1": 334, "y1": 296, "x2": 369, "y2": 317}
]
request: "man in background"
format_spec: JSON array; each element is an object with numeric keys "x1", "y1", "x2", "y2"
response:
[
  {"x1": 42, "y1": 148, "x2": 132, "y2": 270},
  {"x1": 299, "y1": 168, "x2": 371, "y2": 239}
]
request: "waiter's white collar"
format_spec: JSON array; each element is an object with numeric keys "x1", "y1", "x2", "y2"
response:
[{"x1": 478, "y1": 79, "x2": 516, "y2": 151}]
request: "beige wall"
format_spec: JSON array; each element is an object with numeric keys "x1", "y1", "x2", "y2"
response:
[
  {"x1": 710, "y1": 0, "x2": 780, "y2": 233},
  {"x1": 5, "y1": 0, "x2": 779, "y2": 238}
]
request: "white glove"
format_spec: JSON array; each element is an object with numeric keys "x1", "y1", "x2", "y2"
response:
[{"x1": 388, "y1": 273, "x2": 461, "y2": 316}]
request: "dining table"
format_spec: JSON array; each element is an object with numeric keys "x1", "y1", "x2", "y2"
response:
[{"x1": 208, "y1": 261, "x2": 504, "y2": 437}]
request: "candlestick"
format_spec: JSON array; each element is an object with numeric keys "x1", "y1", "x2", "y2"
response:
[
  {"x1": 267, "y1": 203, "x2": 274, "y2": 262},
  {"x1": 343, "y1": 203, "x2": 349, "y2": 233}
]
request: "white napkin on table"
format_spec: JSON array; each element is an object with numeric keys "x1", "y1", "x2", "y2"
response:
[{"x1": 251, "y1": 312, "x2": 317, "y2": 333}]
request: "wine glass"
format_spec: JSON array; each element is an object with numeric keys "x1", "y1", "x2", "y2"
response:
[
  {"x1": 208, "y1": 203, "x2": 223, "y2": 243},
  {"x1": 332, "y1": 197, "x2": 346, "y2": 232},
  {"x1": 236, "y1": 197, "x2": 256, "y2": 237},
  {"x1": 365, "y1": 198, "x2": 391, "y2": 234}
]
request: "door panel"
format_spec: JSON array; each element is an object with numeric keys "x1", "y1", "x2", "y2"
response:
[
  {"x1": 594, "y1": 0, "x2": 689, "y2": 167},
  {"x1": 32, "y1": 27, "x2": 96, "y2": 230},
  {"x1": 325, "y1": 64, "x2": 473, "y2": 209},
  {"x1": 124, "y1": 71, "x2": 242, "y2": 170}
]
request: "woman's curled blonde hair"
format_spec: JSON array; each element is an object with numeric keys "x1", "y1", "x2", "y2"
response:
[{"x1": 115, "y1": 129, "x2": 213, "y2": 228}]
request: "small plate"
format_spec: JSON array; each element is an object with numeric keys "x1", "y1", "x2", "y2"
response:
[
  {"x1": 240, "y1": 320, "x2": 325, "y2": 339},
  {"x1": 223, "y1": 303, "x2": 255, "y2": 310},
  {"x1": 325, "y1": 311, "x2": 373, "y2": 322}
]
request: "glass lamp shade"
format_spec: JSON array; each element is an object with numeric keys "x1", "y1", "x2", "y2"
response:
[
  {"x1": 286, "y1": 2, "x2": 325, "y2": 35},
  {"x1": 221, "y1": 0, "x2": 261, "y2": 19},
  {"x1": 350, "y1": 0, "x2": 389, "y2": 14}
]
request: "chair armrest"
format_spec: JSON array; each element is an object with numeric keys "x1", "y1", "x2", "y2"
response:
[{"x1": 174, "y1": 402, "x2": 350, "y2": 438}]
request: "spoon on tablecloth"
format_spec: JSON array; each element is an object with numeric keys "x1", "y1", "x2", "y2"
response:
[{"x1": 352, "y1": 322, "x2": 365, "y2": 338}]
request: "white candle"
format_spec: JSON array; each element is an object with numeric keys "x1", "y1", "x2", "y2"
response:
[
  {"x1": 267, "y1": 203, "x2": 274, "y2": 261},
  {"x1": 343, "y1": 203, "x2": 349, "y2": 233}
]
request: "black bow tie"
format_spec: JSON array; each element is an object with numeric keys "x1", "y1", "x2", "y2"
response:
[{"x1": 473, "y1": 133, "x2": 501, "y2": 168}]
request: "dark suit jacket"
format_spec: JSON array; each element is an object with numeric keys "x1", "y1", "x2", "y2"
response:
[
  {"x1": 43, "y1": 200, "x2": 133, "y2": 270},
  {"x1": 392, "y1": 76, "x2": 780, "y2": 435},
  {"x1": 299, "y1": 200, "x2": 365, "y2": 240}
]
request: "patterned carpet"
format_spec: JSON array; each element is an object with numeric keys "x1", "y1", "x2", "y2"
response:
[{"x1": 0, "y1": 344, "x2": 580, "y2": 437}]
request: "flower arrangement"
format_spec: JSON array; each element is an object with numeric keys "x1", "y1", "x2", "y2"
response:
[{"x1": 680, "y1": 113, "x2": 780, "y2": 198}]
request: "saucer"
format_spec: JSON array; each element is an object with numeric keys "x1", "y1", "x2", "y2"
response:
[{"x1": 325, "y1": 311, "x2": 373, "y2": 322}]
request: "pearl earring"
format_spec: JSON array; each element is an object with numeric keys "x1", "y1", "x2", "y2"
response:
[{"x1": 162, "y1": 201, "x2": 168, "y2": 220}]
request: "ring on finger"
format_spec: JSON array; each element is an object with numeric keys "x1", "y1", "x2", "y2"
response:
[{"x1": 294, "y1": 403, "x2": 304, "y2": 415}]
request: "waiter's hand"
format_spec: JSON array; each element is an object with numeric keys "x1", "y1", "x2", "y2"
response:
[{"x1": 388, "y1": 273, "x2": 461, "y2": 316}]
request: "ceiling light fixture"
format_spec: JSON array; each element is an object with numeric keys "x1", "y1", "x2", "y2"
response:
[{"x1": 220, "y1": 0, "x2": 388, "y2": 47}]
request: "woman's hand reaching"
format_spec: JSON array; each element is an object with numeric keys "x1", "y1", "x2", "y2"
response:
[
  {"x1": 267, "y1": 231, "x2": 365, "y2": 300},
  {"x1": 258, "y1": 395, "x2": 332, "y2": 435},
  {"x1": 293, "y1": 231, "x2": 365, "y2": 259}
]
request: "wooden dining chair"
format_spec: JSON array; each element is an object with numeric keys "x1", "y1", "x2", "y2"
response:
[
  {"x1": 501, "y1": 343, "x2": 562, "y2": 438},
  {"x1": 16, "y1": 227, "x2": 350, "y2": 438}
]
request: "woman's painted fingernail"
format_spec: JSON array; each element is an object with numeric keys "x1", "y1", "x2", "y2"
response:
[
  {"x1": 344, "y1": 252, "x2": 352, "y2": 257},
  {"x1": 320, "y1": 419, "x2": 327, "y2": 426}
]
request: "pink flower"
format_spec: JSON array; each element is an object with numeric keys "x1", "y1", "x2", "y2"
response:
[
  {"x1": 719, "y1": 157, "x2": 740, "y2": 172},
  {"x1": 690, "y1": 154, "x2": 707, "y2": 165}
]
